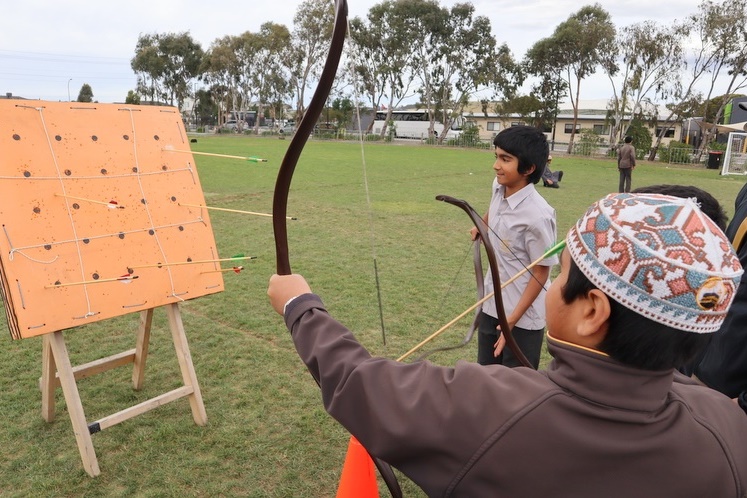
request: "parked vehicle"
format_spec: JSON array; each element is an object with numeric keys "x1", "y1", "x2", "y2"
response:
[
  {"x1": 373, "y1": 110, "x2": 464, "y2": 139},
  {"x1": 314, "y1": 122, "x2": 336, "y2": 134},
  {"x1": 221, "y1": 120, "x2": 246, "y2": 132},
  {"x1": 281, "y1": 122, "x2": 296, "y2": 134}
]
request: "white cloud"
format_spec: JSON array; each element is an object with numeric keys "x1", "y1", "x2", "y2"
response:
[{"x1": 0, "y1": 0, "x2": 715, "y2": 103}]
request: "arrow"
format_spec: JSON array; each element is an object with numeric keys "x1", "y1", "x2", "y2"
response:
[
  {"x1": 128, "y1": 255, "x2": 256, "y2": 272},
  {"x1": 46, "y1": 274, "x2": 138, "y2": 288},
  {"x1": 163, "y1": 145, "x2": 267, "y2": 162},
  {"x1": 55, "y1": 193, "x2": 124, "y2": 209},
  {"x1": 397, "y1": 240, "x2": 566, "y2": 362},
  {"x1": 201, "y1": 266, "x2": 244, "y2": 274},
  {"x1": 178, "y1": 202, "x2": 297, "y2": 220}
]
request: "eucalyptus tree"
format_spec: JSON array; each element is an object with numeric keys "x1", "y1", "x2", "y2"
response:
[
  {"x1": 524, "y1": 39, "x2": 569, "y2": 148},
  {"x1": 428, "y1": 3, "x2": 506, "y2": 143},
  {"x1": 689, "y1": 0, "x2": 747, "y2": 158},
  {"x1": 131, "y1": 34, "x2": 164, "y2": 103},
  {"x1": 527, "y1": 4, "x2": 616, "y2": 153},
  {"x1": 131, "y1": 32, "x2": 204, "y2": 109},
  {"x1": 403, "y1": 0, "x2": 449, "y2": 138},
  {"x1": 647, "y1": 0, "x2": 747, "y2": 160},
  {"x1": 347, "y1": 16, "x2": 387, "y2": 133},
  {"x1": 290, "y1": 0, "x2": 334, "y2": 122},
  {"x1": 252, "y1": 22, "x2": 294, "y2": 130},
  {"x1": 499, "y1": 94, "x2": 546, "y2": 129},
  {"x1": 233, "y1": 31, "x2": 263, "y2": 126},
  {"x1": 201, "y1": 35, "x2": 241, "y2": 126},
  {"x1": 194, "y1": 88, "x2": 218, "y2": 126},
  {"x1": 605, "y1": 21, "x2": 685, "y2": 146},
  {"x1": 349, "y1": 0, "x2": 421, "y2": 137}
]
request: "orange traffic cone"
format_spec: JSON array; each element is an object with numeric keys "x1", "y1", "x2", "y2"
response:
[{"x1": 335, "y1": 436, "x2": 380, "y2": 498}]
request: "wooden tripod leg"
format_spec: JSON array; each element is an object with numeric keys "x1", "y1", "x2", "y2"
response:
[
  {"x1": 165, "y1": 303, "x2": 207, "y2": 426},
  {"x1": 46, "y1": 331, "x2": 100, "y2": 477},
  {"x1": 132, "y1": 308, "x2": 154, "y2": 390},
  {"x1": 41, "y1": 335, "x2": 56, "y2": 422}
]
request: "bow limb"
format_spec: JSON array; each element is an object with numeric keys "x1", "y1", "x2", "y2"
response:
[
  {"x1": 436, "y1": 195, "x2": 533, "y2": 368},
  {"x1": 271, "y1": 3, "x2": 403, "y2": 496},
  {"x1": 272, "y1": 0, "x2": 348, "y2": 275}
]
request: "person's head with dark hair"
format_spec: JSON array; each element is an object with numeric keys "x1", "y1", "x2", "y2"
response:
[
  {"x1": 492, "y1": 126, "x2": 548, "y2": 186},
  {"x1": 547, "y1": 193, "x2": 743, "y2": 371},
  {"x1": 632, "y1": 184, "x2": 728, "y2": 230},
  {"x1": 624, "y1": 136, "x2": 633, "y2": 144}
]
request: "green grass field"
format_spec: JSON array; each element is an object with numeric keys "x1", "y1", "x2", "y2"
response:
[{"x1": 1, "y1": 135, "x2": 744, "y2": 497}]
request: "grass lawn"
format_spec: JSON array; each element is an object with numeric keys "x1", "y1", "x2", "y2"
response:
[{"x1": 0, "y1": 135, "x2": 744, "y2": 497}]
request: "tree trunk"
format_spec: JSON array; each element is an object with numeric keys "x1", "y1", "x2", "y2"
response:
[{"x1": 567, "y1": 78, "x2": 582, "y2": 154}]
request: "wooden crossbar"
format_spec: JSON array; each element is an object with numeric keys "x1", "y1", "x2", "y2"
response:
[{"x1": 39, "y1": 304, "x2": 206, "y2": 477}]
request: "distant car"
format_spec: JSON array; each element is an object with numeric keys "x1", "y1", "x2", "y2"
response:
[
  {"x1": 314, "y1": 122, "x2": 336, "y2": 134},
  {"x1": 280, "y1": 123, "x2": 296, "y2": 134},
  {"x1": 221, "y1": 120, "x2": 244, "y2": 132}
]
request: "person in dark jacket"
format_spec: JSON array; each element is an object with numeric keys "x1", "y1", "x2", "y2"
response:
[
  {"x1": 268, "y1": 193, "x2": 747, "y2": 497},
  {"x1": 617, "y1": 135, "x2": 636, "y2": 192},
  {"x1": 696, "y1": 181, "x2": 747, "y2": 414}
]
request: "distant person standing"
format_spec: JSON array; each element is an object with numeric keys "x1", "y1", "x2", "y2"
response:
[{"x1": 617, "y1": 136, "x2": 636, "y2": 193}]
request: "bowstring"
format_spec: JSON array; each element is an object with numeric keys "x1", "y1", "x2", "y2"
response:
[
  {"x1": 415, "y1": 239, "x2": 482, "y2": 361},
  {"x1": 434, "y1": 239, "x2": 477, "y2": 312},
  {"x1": 348, "y1": 18, "x2": 387, "y2": 344}
]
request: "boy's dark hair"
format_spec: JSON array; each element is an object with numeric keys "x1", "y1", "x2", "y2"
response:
[
  {"x1": 624, "y1": 136, "x2": 633, "y2": 144},
  {"x1": 632, "y1": 184, "x2": 728, "y2": 230},
  {"x1": 493, "y1": 126, "x2": 548, "y2": 184},
  {"x1": 561, "y1": 258, "x2": 711, "y2": 371}
]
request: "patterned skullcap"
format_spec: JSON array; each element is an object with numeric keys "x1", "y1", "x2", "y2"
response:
[{"x1": 567, "y1": 193, "x2": 743, "y2": 333}]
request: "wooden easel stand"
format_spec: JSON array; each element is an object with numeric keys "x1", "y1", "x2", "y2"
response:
[{"x1": 39, "y1": 303, "x2": 206, "y2": 477}]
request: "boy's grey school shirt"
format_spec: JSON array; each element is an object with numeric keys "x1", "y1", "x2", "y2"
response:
[{"x1": 482, "y1": 180, "x2": 558, "y2": 330}]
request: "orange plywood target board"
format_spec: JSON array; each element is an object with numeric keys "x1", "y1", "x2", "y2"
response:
[{"x1": 0, "y1": 100, "x2": 225, "y2": 339}]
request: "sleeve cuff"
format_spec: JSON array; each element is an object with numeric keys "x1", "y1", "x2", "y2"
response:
[
  {"x1": 738, "y1": 391, "x2": 747, "y2": 416},
  {"x1": 283, "y1": 296, "x2": 298, "y2": 315}
]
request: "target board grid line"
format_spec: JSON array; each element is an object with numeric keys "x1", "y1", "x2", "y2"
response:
[{"x1": 0, "y1": 100, "x2": 226, "y2": 339}]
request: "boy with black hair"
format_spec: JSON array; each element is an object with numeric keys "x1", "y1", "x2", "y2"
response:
[
  {"x1": 469, "y1": 126, "x2": 558, "y2": 368},
  {"x1": 268, "y1": 192, "x2": 747, "y2": 496}
]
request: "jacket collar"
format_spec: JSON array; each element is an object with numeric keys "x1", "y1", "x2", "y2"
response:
[{"x1": 546, "y1": 335, "x2": 675, "y2": 413}]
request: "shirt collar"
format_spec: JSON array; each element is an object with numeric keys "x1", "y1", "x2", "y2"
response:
[{"x1": 494, "y1": 181, "x2": 537, "y2": 209}]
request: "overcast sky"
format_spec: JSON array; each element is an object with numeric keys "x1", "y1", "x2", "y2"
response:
[{"x1": 0, "y1": 0, "x2": 709, "y2": 104}]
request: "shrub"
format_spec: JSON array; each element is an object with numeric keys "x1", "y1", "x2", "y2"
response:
[
  {"x1": 658, "y1": 141, "x2": 694, "y2": 164},
  {"x1": 574, "y1": 129, "x2": 604, "y2": 156},
  {"x1": 385, "y1": 121, "x2": 395, "y2": 142},
  {"x1": 459, "y1": 122, "x2": 481, "y2": 147}
]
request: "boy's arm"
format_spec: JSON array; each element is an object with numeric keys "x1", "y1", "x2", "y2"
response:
[{"x1": 505, "y1": 264, "x2": 550, "y2": 328}]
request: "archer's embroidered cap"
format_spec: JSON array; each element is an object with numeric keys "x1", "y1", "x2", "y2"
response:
[{"x1": 567, "y1": 193, "x2": 743, "y2": 333}]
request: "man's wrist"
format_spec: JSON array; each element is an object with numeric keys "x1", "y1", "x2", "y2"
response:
[{"x1": 283, "y1": 296, "x2": 299, "y2": 315}]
